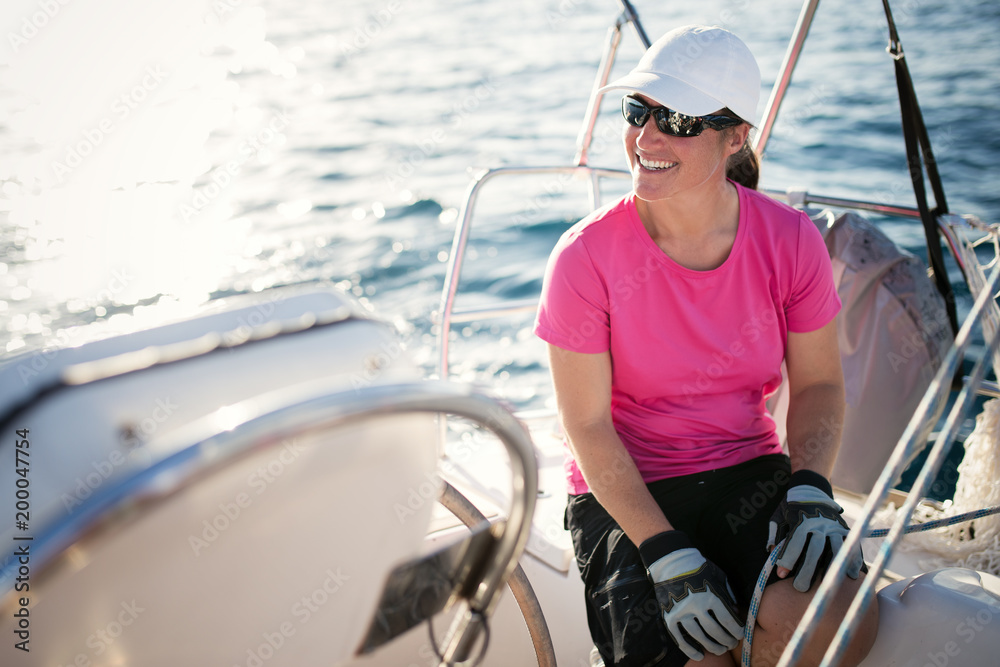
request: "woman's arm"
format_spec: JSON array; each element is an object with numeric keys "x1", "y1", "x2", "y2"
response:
[
  {"x1": 549, "y1": 343, "x2": 746, "y2": 656},
  {"x1": 784, "y1": 318, "x2": 845, "y2": 477},
  {"x1": 777, "y1": 317, "x2": 849, "y2": 581},
  {"x1": 547, "y1": 343, "x2": 672, "y2": 544}
]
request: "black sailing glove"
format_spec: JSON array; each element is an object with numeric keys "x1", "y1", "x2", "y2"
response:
[
  {"x1": 639, "y1": 531, "x2": 744, "y2": 661},
  {"x1": 767, "y1": 469, "x2": 864, "y2": 592}
]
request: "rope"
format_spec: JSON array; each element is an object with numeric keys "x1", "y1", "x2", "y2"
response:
[
  {"x1": 865, "y1": 505, "x2": 1000, "y2": 538},
  {"x1": 742, "y1": 539, "x2": 783, "y2": 667},
  {"x1": 873, "y1": 397, "x2": 1000, "y2": 575}
]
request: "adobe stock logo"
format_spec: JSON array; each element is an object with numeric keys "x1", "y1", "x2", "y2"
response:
[
  {"x1": 681, "y1": 307, "x2": 778, "y2": 406},
  {"x1": 179, "y1": 110, "x2": 292, "y2": 222},
  {"x1": 923, "y1": 599, "x2": 1000, "y2": 667},
  {"x1": 724, "y1": 469, "x2": 789, "y2": 533},
  {"x1": 7, "y1": 0, "x2": 72, "y2": 53},
  {"x1": 50, "y1": 66, "x2": 169, "y2": 183}
]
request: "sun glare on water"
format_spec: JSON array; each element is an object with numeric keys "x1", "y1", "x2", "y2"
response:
[{"x1": 0, "y1": 0, "x2": 290, "y2": 351}]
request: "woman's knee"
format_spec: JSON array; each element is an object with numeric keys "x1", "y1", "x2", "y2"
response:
[
  {"x1": 819, "y1": 572, "x2": 878, "y2": 663},
  {"x1": 754, "y1": 574, "x2": 879, "y2": 666},
  {"x1": 838, "y1": 585, "x2": 879, "y2": 665}
]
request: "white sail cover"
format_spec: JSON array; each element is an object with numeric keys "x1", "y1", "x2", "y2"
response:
[{"x1": 820, "y1": 210, "x2": 954, "y2": 494}]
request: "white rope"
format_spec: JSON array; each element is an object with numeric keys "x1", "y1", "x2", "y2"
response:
[
  {"x1": 742, "y1": 539, "x2": 783, "y2": 667},
  {"x1": 871, "y1": 397, "x2": 1000, "y2": 575}
]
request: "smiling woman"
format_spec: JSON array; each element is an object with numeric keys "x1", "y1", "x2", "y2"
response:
[
  {"x1": 623, "y1": 98, "x2": 746, "y2": 267},
  {"x1": 0, "y1": 1, "x2": 998, "y2": 665},
  {"x1": 535, "y1": 24, "x2": 878, "y2": 667}
]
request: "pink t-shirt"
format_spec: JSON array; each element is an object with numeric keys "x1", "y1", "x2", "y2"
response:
[{"x1": 534, "y1": 186, "x2": 841, "y2": 494}]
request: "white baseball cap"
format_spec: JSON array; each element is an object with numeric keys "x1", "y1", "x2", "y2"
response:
[{"x1": 599, "y1": 25, "x2": 761, "y2": 125}]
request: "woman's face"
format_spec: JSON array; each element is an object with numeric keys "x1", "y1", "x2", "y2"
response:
[{"x1": 623, "y1": 95, "x2": 747, "y2": 203}]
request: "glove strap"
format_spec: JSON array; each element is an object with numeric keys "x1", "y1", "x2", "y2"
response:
[
  {"x1": 788, "y1": 469, "x2": 834, "y2": 498},
  {"x1": 638, "y1": 530, "x2": 693, "y2": 570}
]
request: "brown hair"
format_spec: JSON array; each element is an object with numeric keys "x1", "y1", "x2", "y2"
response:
[
  {"x1": 726, "y1": 134, "x2": 760, "y2": 190},
  {"x1": 716, "y1": 108, "x2": 759, "y2": 190}
]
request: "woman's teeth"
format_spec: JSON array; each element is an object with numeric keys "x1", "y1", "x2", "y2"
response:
[{"x1": 638, "y1": 155, "x2": 676, "y2": 171}]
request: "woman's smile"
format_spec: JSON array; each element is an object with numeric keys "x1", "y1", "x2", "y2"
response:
[{"x1": 636, "y1": 154, "x2": 677, "y2": 171}]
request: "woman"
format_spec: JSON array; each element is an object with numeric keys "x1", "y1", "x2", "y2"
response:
[{"x1": 534, "y1": 25, "x2": 879, "y2": 667}]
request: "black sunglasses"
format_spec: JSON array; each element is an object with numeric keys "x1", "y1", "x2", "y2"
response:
[{"x1": 621, "y1": 94, "x2": 743, "y2": 137}]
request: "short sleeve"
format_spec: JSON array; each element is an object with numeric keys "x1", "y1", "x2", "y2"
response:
[
  {"x1": 534, "y1": 232, "x2": 610, "y2": 353},
  {"x1": 786, "y1": 213, "x2": 841, "y2": 332}
]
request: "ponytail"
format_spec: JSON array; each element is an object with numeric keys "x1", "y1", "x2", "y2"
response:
[{"x1": 726, "y1": 135, "x2": 760, "y2": 190}]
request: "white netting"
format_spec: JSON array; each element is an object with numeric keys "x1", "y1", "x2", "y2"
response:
[{"x1": 872, "y1": 398, "x2": 1000, "y2": 575}]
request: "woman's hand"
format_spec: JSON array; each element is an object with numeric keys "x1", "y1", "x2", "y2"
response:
[
  {"x1": 641, "y1": 530, "x2": 744, "y2": 660},
  {"x1": 767, "y1": 470, "x2": 864, "y2": 592}
]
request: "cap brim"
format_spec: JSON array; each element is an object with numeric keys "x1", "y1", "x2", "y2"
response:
[{"x1": 598, "y1": 72, "x2": 728, "y2": 118}]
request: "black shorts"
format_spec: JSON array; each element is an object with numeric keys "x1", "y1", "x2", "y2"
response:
[{"x1": 565, "y1": 454, "x2": 793, "y2": 667}]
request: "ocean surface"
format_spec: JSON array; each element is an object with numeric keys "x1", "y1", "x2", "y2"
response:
[{"x1": 1, "y1": 0, "x2": 998, "y2": 447}]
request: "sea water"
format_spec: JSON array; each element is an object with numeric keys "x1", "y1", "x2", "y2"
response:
[{"x1": 0, "y1": 0, "x2": 998, "y2": 493}]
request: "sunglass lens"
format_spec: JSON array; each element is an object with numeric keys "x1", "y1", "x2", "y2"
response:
[
  {"x1": 622, "y1": 97, "x2": 648, "y2": 127},
  {"x1": 661, "y1": 110, "x2": 701, "y2": 137},
  {"x1": 622, "y1": 96, "x2": 705, "y2": 137}
]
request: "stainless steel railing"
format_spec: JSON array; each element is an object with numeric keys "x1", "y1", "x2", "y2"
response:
[
  {"x1": 1, "y1": 380, "x2": 539, "y2": 667},
  {"x1": 437, "y1": 165, "x2": 629, "y2": 383},
  {"x1": 779, "y1": 228, "x2": 1000, "y2": 667}
]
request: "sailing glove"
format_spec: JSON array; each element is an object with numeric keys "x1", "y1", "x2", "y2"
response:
[
  {"x1": 639, "y1": 530, "x2": 744, "y2": 661},
  {"x1": 767, "y1": 469, "x2": 864, "y2": 592}
]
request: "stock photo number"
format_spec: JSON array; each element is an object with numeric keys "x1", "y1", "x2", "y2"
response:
[{"x1": 12, "y1": 428, "x2": 32, "y2": 653}]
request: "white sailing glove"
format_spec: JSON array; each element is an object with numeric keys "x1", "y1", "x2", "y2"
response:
[
  {"x1": 767, "y1": 470, "x2": 864, "y2": 592},
  {"x1": 639, "y1": 531, "x2": 744, "y2": 661}
]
